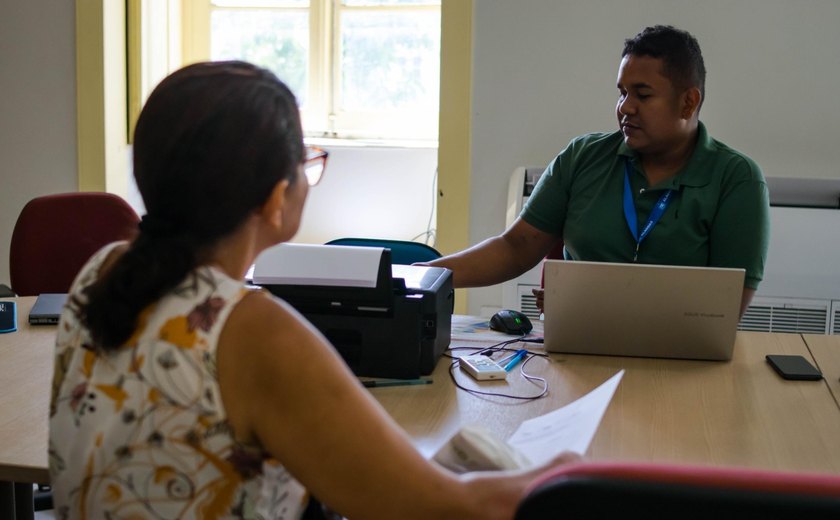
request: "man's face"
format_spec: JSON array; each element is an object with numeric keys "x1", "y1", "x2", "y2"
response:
[{"x1": 615, "y1": 54, "x2": 688, "y2": 156}]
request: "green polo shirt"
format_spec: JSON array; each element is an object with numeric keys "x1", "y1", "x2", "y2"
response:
[{"x1": 521, "y1": 122, "x2": 770, "y2": 289}]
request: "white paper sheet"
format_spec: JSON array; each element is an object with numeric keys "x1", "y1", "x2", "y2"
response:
[
  {"x1": 252, "y1": 243, "x2": 384, "y2": 287},
  {"x1": 507, "y1": 370, "x2": 624, "y2": 466}
]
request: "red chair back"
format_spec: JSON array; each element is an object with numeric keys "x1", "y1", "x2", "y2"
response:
[
  {"x1": 516, "y1": 461, "x2": 840, "y2": 519},
  {"x1": 9, "y1": 192, "x2": 139, "y2": 296}
]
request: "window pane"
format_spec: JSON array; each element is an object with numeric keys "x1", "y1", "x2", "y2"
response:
[
  {"x1": 210, "y1": 10, "x2": 309, "y2": 105},
  {"x1": 342, "y1": 0, "x2": 440, "y2": 6},
  {"x1": 212, "y1": 1, "x2": 308, "y2": 7},
  {"x1": 340, "y1": 10, "x2": 440, "y2": 112}
]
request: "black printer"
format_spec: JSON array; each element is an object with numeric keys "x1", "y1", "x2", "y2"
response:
[{"x1": 253, "y1": 244, "x2": 453, "y2": 379}]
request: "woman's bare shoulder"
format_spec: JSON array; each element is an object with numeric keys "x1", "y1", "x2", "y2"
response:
[{"x1": 221, "y1": 288, "x2": 327, "y2": 363}]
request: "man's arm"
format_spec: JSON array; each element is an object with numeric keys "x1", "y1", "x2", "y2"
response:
[
  {"x1": 708, "y1": 175, "x2": 769, "y2": 321},
  {"x1": 427, "y1": 218, "x2": 559, "y2": 288},
  {"x1": 740, "y1": 287, "x2": 755, "y2": 319}
]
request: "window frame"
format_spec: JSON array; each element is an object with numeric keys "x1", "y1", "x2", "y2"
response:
[
  {"x1": 181, "y1": 0, "x2": 440, "y2": 142},
  {"x1": 328, "y1": 1, "x2": 440, "y2": 140}
]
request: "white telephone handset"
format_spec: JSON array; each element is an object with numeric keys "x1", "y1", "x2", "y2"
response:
[{"x1": 432, "y1": 424, "x2": 531, "y2": 472}]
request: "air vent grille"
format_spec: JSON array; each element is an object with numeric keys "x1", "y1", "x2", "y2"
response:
[
  {"x1": 518, "y1": 293, "x2": 541, "y2": 320},
  {"x1": 739, "y1": 302, "x2": 829, "y2": 334},
  {"x1": 509, "y1": 292, "x2": 839, "y2": 336}
]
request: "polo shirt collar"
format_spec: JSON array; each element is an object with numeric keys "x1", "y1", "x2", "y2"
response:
[{"x1": 617, "y1": 121, "x2": 714, "y2": 189}]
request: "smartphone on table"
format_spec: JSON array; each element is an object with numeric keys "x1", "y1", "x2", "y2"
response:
[{"x1": 766, "y1": 354, "x2": 822, "y2": 381}]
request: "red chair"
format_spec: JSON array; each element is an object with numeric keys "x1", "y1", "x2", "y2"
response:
[
  {"x1": 7, "y1": 192, "x2": 139, "y2": 296},
  {"x1": 515, "y1": 461, "x2": 840, "y2": 519}
]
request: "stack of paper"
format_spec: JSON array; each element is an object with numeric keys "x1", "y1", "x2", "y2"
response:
[{"x1": 253, "y1": 243, "x2": 384, "y2": 287}]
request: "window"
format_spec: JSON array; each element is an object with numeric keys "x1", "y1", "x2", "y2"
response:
[
  {"x1": 128, "y1": 0, "x2": 183, "y2": 143},
  {"x1": 199, "y1": 0, "x2": 441, "y2": 141}
]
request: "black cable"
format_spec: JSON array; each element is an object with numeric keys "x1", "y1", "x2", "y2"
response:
[{"x1": 446, "y1": 339, "x2": 550, "y2": 401}]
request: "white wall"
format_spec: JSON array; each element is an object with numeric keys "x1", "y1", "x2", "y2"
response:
[
  {"x1": 0, "y1": 1, "x2": 78, "y2": 286},
  {"x1": 126, "y1": 144, "x2": 438, "y2": 247},
  {"x1": 294, "y1": 145, "x2": 438, "y2": 246},
  {"x1": 467, "y1": 0, "x2": 840, "y2": 315}
]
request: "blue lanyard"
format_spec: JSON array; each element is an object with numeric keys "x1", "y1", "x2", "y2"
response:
[{"x1": 622, "y1": 160, "x2": 674, "y2": 262}]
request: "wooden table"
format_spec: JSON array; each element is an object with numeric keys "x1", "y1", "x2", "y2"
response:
[
  {"x1": 803, "y1": 333, "x2": 840, "y2": 410},
  {"x1": 1, "y1": 304, "x2": 839, "y2": 490},
  {"x1": 0, "y1": 297, "x2": 53, "y2": 518},
  {"x1": 372, "y1": 319, "x2": 840, "y2": 473},
  {"x1": 0, "y1": 297, "x2": 52, "y2": 484}
]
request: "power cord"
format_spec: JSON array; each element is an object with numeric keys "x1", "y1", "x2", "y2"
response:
[
  {"x1": 410, "y1": 165, "x2": 438, "y2": 245},
  {"x1": 445, "y1": 337, "x2": 550, "y2": 401}
]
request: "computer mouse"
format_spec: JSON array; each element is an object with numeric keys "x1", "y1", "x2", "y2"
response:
[{"x1": 489, "y1": 309, "x2": 533, "y2": 335}]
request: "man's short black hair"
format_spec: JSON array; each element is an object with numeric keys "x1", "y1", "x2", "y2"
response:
[{"x1": 623, "y1": 25, "x2": 706, "y2": 107}]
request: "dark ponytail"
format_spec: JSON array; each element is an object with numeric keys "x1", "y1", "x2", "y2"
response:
[{"x1": 83, "y1": 61, "x2": 304, "y2": 350}]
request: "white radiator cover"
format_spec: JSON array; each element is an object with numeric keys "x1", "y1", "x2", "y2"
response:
[
  {"x1": 744, "y1": 206, "x2": 840, "y2": 334},
  {"x1": 501, "y1": 169, "x2": 840, "y2": 335},
  {"x1": 501, "y1": 166, "x2": 546, "y2": 318}
]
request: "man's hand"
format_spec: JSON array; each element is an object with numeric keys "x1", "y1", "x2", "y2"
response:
[{"x1": 532, "y1": 288, "x2": 544, "y2": 313}]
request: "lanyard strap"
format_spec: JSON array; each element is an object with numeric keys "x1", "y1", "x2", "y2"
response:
[{"x1": 622, "y1": 159, "x2": 674, "y2": 262}]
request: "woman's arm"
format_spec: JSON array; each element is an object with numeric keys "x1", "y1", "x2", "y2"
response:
[{"x1": 217, "y1": 291, "x2": 576, "y2": 520}]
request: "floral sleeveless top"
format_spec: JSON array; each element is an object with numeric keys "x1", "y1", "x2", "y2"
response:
[{"x1": 49, "y1": 243, "x2": 308, "y2": 519}]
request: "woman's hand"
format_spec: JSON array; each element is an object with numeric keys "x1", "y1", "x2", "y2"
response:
[{"x1": 459, "y1": 451, "x2": 584, "y2": 520}]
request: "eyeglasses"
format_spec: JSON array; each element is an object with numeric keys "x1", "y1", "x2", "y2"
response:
[{"x1": 304, "y1": 146, "x2": 329, "y2": 186}]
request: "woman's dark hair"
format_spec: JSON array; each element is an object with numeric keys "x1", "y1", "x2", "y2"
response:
[
  {"x1": 623, "y1": 25, "x2": 706, "y2": 109},
  {"x1": 84, "y1": 61, "x2": 304, "y2": 350}
]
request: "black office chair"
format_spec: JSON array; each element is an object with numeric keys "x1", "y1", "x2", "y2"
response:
[{"x1": 325, "y1": 237, "x2": 441, "y2": 265}]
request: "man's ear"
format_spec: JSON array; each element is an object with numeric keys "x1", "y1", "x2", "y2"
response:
[
  {"x1": 260, "y1": 179, "x2": 290, "y2": 230},
  {"x1": 681, "y1": 87, "x2": 702, "y2": 120}
]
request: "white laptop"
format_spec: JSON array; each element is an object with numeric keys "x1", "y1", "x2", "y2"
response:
[{"x1": 542, "y1": 260, "x2": 744, "y2": 361}]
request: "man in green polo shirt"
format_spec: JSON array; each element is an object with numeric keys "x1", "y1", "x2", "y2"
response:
[{"x1": 427, "y1": 25, "x2": 770, "y2": 317}]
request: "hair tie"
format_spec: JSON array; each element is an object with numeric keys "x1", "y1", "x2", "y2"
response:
[{"x1": 138, "y1": 214, "x2": 177, "y2": 237}]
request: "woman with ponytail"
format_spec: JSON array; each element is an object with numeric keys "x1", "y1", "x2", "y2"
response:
[{"x1": 49, "y1": 61, "x2": 577, "y2": 519}]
